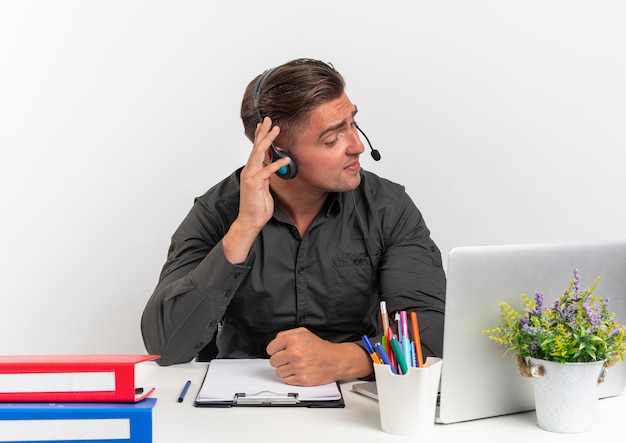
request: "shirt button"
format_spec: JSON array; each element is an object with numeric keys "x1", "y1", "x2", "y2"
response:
[
  {"x1": 298, "y1": 267, "x2": 305, "y2": 275},
  {"x1": 353, "y1": 258, "x2": 362, "y2": 265},
  {"x1": 195, "y1": 342, "x2": 204, "y2": 349},
  {"x1": 234, "y1": 272, "x2": 241, "y2": 279},
  {"x1": 224, "y1": 290, "x2": 232, "y2": 297}
]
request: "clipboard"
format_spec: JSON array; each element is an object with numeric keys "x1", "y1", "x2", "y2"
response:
[{"x1": 193, "y1": 359, "x2": 345, "y2": 408}]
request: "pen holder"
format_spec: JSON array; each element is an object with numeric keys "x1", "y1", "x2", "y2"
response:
[{"x1": 373, "y1": 357, "x2": 442, "y2": 436}]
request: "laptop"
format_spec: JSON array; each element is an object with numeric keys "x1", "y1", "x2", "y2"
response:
[{"x1": 353, "y1": 239, "x2": 626, "y2": 424}]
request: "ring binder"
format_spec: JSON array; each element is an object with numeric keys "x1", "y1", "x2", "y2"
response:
[
  {"x1": 234, "y1": 392, "x2": 299, "y2": 405},
  {"x1": 0, "y1": 354, "x2": 159, "y2": 403}
]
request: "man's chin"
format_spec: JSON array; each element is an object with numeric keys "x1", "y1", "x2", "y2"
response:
[{"x1": 335, "y1": 174, "x2": 362, "y2": 193}]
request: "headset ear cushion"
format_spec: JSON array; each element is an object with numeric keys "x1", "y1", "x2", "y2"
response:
[{"x1": 270, "y1": 145, "x2": 298, "y2": 179}]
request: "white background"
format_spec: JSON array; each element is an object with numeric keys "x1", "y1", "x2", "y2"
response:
[{"x1": 1, "y1": 1, "x2": 624, "y2": 355}]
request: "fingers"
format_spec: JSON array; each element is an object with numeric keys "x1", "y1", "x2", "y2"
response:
[
  {"x1": 265, "y1": 330, "x2": 288, "y2": 358},
  {"x1": 253, "y1": 117, "x2": 278, "y2": 154},
  {"x1": 266, "y1": 329, "x2": 303, "y2": 372},
  {"x1": 266, "y1": 327, "x2": 306, "y2": 357},
  {"x1": 266, "y1": 328, "x2": 320, "y2": 384},
  {"x1": 244, "y1": 117, "x2": 291, "y2": 179}
]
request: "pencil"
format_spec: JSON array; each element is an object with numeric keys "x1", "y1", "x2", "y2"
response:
[
  {"x1": 410, "y1": 311, "x2": 424, "y2": 368},
  {"x1": 380, "y1": 301, "x2": 389, "y2": 333}
]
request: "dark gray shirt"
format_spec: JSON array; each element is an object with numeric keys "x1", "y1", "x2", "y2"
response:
[{"x1": 141, "y1": 169, "x2": 446, "y2": 365}]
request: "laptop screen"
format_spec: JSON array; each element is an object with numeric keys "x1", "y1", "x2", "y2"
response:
[{"x1": 437, "y1": 240, "x2": 626, "y2": 424}]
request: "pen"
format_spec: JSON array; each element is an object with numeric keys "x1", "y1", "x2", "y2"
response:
[
  {"x1": 374, "y1": 342, "x2": 398, "y2": 374},
  {"x1": 400, "y1": 311, "x2": 412, "y2": 366},
  {"x1": 177, "y1": 380, "x2": 191, "y2": 403},
  {"x1": 410, "y1": 311, "x2": 424, "y2": 368},
  {"x1": 362, "y1": 335, "x2": 383, "y2": 365}
]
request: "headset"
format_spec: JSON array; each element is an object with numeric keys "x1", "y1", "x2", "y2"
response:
[
  {"x1": 253, "y1": 68, "x2": 298, "y2": 179},
  {"x1": 252, "y1": 67, "x2": 381, "y2": 180}
]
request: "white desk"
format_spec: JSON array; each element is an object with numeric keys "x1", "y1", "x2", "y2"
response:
[{"x1": 137, "y1": 361, "x2": 625, "y2": 442}]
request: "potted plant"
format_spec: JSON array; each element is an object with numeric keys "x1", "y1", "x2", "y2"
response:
[{"x1": 483, "y1": 269, "x2": 626, "y2": 433}]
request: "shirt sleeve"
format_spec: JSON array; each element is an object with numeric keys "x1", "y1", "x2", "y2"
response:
[
  {"x1": 140, "y1": 200, "x2": 252, "y2": 366},
  {"x1": 377, "y1": 191, "x2": 446, "y2": 358}
]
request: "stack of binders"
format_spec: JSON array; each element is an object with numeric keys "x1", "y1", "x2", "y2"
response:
[{"x1": 0, "y1": 354, "x2": 159, "y2": 443}]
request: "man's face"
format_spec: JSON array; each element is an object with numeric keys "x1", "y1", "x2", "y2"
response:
[{"x1": 284, "y1": 93, "x2": 366, "y2": 193}]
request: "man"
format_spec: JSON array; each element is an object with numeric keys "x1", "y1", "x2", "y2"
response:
[{"x1": 141, "y1": 58, "x2": 445, "y2": 386}]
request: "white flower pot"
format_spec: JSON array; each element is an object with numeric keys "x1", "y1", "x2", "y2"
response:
[{"x1": 527, "y1": 357, "x2": 606, "y2": 433}]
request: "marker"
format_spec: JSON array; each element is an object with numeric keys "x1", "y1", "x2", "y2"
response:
[
  {"x1": 390, "y1": 336, "x2": 409, "y2": 375},
  {"x1": 400, "y1": 310, "x2": 409, "y2": 339},
  {"x1": 402, "y1": 336, "x2": 412, "y2": 368},
  {"x1": 362, "y1": 335, "x2": 383, "y2": 364},
  {"x1": 178, "y1": 380, "x2": 191, "y2": 403},
  {"x1": 386, "y1": 327, "x2": 397, "y2": 372},
  {"x1": 410, "y1": 311, "x2": 424, "y2": 368}
]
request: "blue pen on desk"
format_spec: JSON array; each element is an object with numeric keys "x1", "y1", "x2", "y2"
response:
[
  {"x1": 177, "y1": 380, "x2": 191, "y2": 403},
  {"x1": 374, "y1": 343, "x2": 398, "y2": 374}
]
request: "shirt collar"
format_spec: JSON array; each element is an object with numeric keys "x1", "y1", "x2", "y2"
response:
[{"x1": 271, "y1": 192, "x2": 342, "y2": 223}]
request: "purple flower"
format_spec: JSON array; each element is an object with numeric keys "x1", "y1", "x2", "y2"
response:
[
  {"x1": 608, "y1": 327, "x2": 622, "y2": 339},
  {"x1": 583, "y1": 301, "x2": 601, "y2": 326},
  {"x1": 573, "y1": 268, "x2": 581, "y2": 298},
  {"x1": 534, "y1": 291, "x2": 544, "y2": 310},
  {"x1": 559, "y1": 304, "x2": 575, "y2": 323},
  {"x1": 521, "y1": 322, "x2": 539, "y2": 334}
]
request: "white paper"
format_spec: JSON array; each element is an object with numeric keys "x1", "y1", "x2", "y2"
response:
[{"x1": 196, "y1": 359, "x2": 341, "y2": 402}]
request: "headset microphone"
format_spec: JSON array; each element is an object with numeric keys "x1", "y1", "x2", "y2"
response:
[{"x1": 355, "y1": 124, "x2": 381, "y2": 161}]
